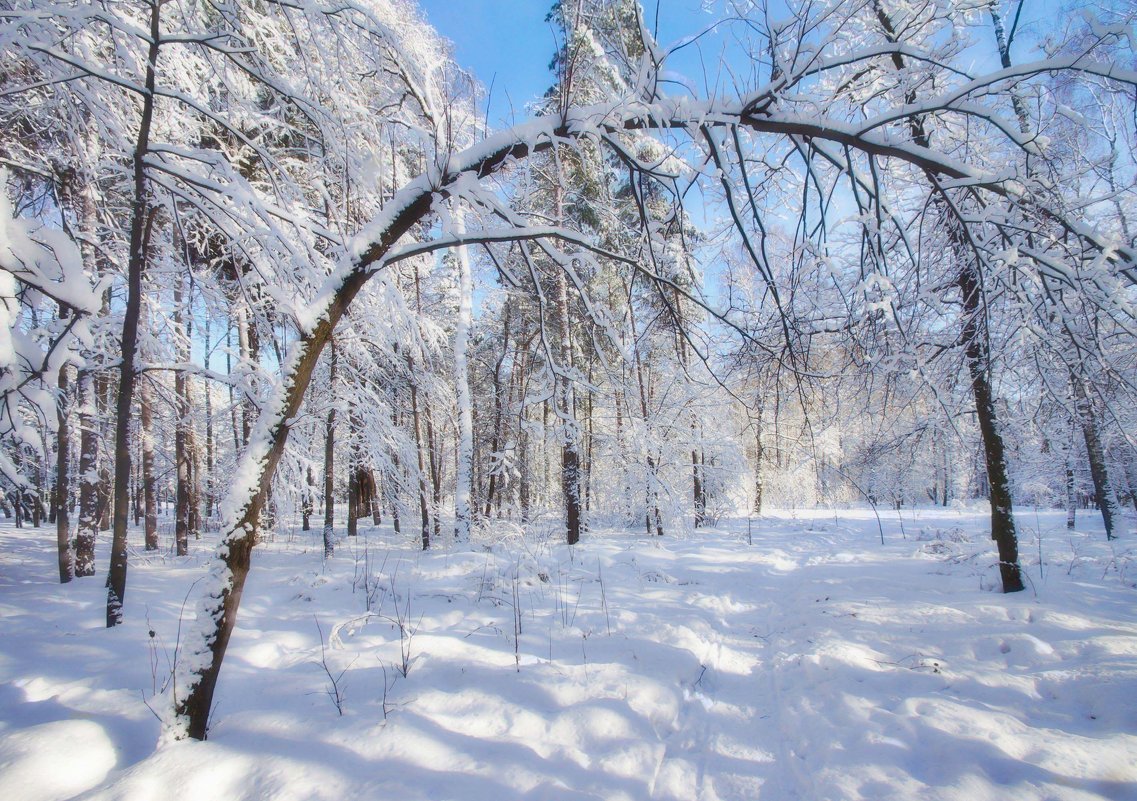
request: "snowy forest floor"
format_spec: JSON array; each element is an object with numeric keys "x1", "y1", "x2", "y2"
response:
[{"x1": 1, "y1": 507, "x2": 1136, "y2": 801}]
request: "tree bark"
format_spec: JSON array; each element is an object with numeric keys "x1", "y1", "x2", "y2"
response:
[
  {"x1": 71, "y1": 166, "x2": 102, "y2": 576},
  {"x1": 107, "y1": 1, "x2": 161, "y2": 627},
  {"x1": 1066, "y1": 419, "x2": 1077, "y2": 529},
  {"x1": 959, "y1": 263, "x2": 1024, "y2": 593},
  {"x1": 140, "y1": 372, "x2": 159, "y2": 551},
  {"x1": 75, "y1": 367, "x2": 99, "y2": 576},
  {"x1": 453, "y1": 208, "x2": 474, "y2": 541},
  {"x1": 236, "y1": 304, "x2": 254, "y2": 448},
  {"x1": 323, "y1": 341, "x2": 337, "y2": 559},
  {"x1": 552, "y1": 182, "x2": 582, "y2": 545},
  {"x1": 55, "y1": 362, "x2": 73, "y2": 583},
  {"x1": 753, "y1": 407, "x2": 765, "y2": 515},
  {"x1": 518, "y1": 375, "x2": 531, "y2": 524},
  {"x1": 425, "y1": 410, "x2": 442, "y2": 541},
  {"x1": 204, "y1": 314, "x2": 215, "y2": 520},
  {"x1": 584, "y1": 349, "x2": 595, "y2": 515},
  {"x1": 1072, "y1": 377, "x2": 1120, "y2": 540},
  {"x1": 189, "y1": 426, "x2": 202, "y2": 538},
  {"x1": 302, "y1": 465, "x2": 314, "y2": 531},
  {"x1": 347, "y1": 429, "x2": 359, "y2": 538},
  {"x1": 409, "y1": 365, "x2": 431, "y2": 550},
  {"x1": 692, "y1": 445, "x2": 705, "y2": 528},
  {"x1": 389, "y1": 452, "x2": 402, "y2": 535},
  {"x1": 483, "y1": 325, "x2": 505, "y2": 517},
  {"x1": 174, "y1": 273, "x2": 191, "y2": 556},
  {"x1": 370, "y1": 469, "x2": 382, "y2": 525},
  {"x1": 31, "y1": 459, "x2": 42, "y2": 527},
  {"x1": 227, "y1": 326, "x2": 239, "y2": 455}
]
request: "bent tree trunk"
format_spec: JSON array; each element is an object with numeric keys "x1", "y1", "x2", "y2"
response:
[
  {"x1": 169, "y1": 87, "x2": 1115, "y2": 738},
  {"x1": 172, "y1": 176, "x2": 439, "y2": 740}
]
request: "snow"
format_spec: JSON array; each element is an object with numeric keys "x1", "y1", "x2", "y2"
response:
[{"x1": 1, "y1": 507, "x2": 1135, "y2": 800}]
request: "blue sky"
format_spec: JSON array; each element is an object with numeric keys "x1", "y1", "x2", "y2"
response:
[
  {"x1": 417, "y1": 0, "x2": 727, "y2": 126},
  {"x1": 417, "y1": 0, "x2": 559, "y2": 125},
  {"x1": 417, "y1": 0, "x2": 1066, "y2": 129}
]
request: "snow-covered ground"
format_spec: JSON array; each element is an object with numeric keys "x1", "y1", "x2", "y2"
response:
[{"x1": 1, "y1": 507, "x2": 1135, "y2": 801}]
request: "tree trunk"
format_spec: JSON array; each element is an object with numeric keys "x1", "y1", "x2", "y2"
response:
[
  {"x1": 409, "y1": 369, "x2": 431, "y2": 550},
  {"x1": 389, "y1": 455, "x2": 401, "y2": 535},
  {"x1": 1065, "y1": 419, "x2": 1077, "y2": 529},
  {"x1": 552, "y1": 183, "x2": 582, "y2": 545},
  {"x1": 941, "y1": 437, "x2": 951, "y2": 506},
  {"x1": 302, "y1": 465, "x2": 314, "y2": 531},
  {"x1": 31, "y1": 463, "x2": 42, "y2": 527},
  {"x1": 132, "y1": 457, "x2": 142, "y2": 526},
  {"x1": 1072, "y1": 377, "x2": 1120, "y2": 540},
  {"x1": 107, "y1": 2, "x2": 161, "y2": 627},
  {"x1": 94, "y1": 288, "x2": 113, "y2": 537},
  {"x1": 353, "y1": 467, "x2": 376, "y2": 530},
  {"x1": 55, "y1": 362, "x2": 73, "y2": 583},
  {"x1": 236, "y1": 304, "x2": 254, "y2": 448},
  {"x1": 189, "y1": 426, "x2": 202, "y2": 538},
  {"x1": 75, "y1": 368, "x2": 99, "y2": 577},
  {"x1": 959, "y1": 262, "x2": 1024, "y2": 593},
  {"x1": 97, "y1": 362, "x2": 112, "y2": 533},
  {"x1": 370, "y1": 470, "x2": 382, "y2": 525},
  {"x1": 323, "y1": 341, "x2": 337, "y2": 559},
  {"x1": 518, "y1": 395, "x2": 531, "y2": 524},
  {"x1": 425, "y1": 410, "x2": 442, "y2": 541},
  {"x1": 174, "y1": 273, "x2": 191, "y2": 556},
  {"x1": 584, "y1": 347, "x2": 595, "y2": 515},
  {"x1": 227, "y1": 326, "x2": 239, "y2": 455},
  {"x1": 753, "y1": 408, "x2": 765, "y2": 515},
  {"x1": 172, "y1": 104, "x2": 573, "y2": 737},
  {"x1": 453, "y1": 208, "x2": 474, "y2": 542},
  {"x1": 347, "y1": 440, "x2": 359, "y2": 538},
  {"x1": 692, "y1": 445, "x2": 705, "y2": 528},
  {"x1": 876, "y1": 0, "x2": 1021, "y2": 592},
  {"x1": 204, "y1": 314, "x2": 215, "y2": 520},
  {"x1": 140, "y1": 373, "x2": 159, "y2": 551}
]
